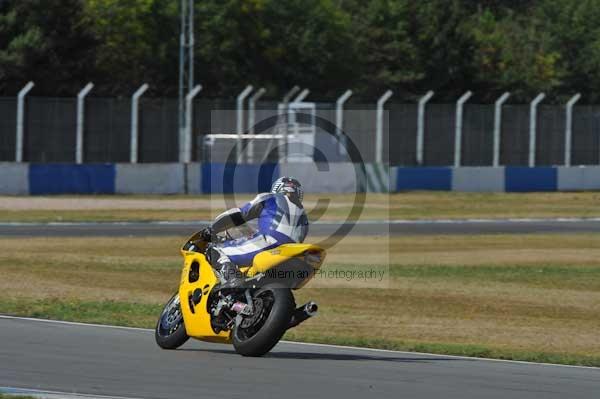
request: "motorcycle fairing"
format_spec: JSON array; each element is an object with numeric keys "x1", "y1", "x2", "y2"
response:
[
  {"x1": 178, "y1": 243, "x2": 325, "y2": 343},
  {"x1": 179, "y1": 251, "x2": 232, "y2": 343}
]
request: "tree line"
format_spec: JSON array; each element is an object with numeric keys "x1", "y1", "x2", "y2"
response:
[{"x1": 1, "y1": 0, "x2": 600, "y2": 103}]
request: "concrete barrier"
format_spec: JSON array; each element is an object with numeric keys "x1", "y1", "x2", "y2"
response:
[
  {"x1": 0, "y1": 163, "x2": 28, "y2": 195},
  {"x1": 452, "y1": 167, "x2": 505, "y2": 192},
  {"x1": 116, "y1": 163, "x2": 184, "y2": 194},
  {"x1": 186, "y1": 163, "x2": 202, "y2": 194},
  {"x1": 29, "y1": 164, "x2": 115, "y2": 195},
  {"x1": 557, "y1": 166, "x2": 600, "y2": 191},
  {"x1": 359, "y1": 164, "x2": 391, "y2": 193}
]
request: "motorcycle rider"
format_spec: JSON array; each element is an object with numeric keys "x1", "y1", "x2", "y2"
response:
[{"x1": 203, "y1": 177, "x2": 308, "y2": 288}]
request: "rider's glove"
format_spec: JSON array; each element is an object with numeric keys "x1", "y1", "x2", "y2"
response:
[{"x1": 201, "y1": 227, "x2": 216, "y2": 243}]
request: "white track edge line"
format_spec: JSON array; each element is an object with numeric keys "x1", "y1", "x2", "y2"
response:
[
  {"x1": 0, "y1": 386, "x2": 143, "y2": 399},
  {"x1": 2, "y1": 217, "x2": 600, "y2": 227},
  {"x1": 1, "y1": 314, "x2": 598, "y2": 371},
  {"x1": 0, "y1": 314, "x2": 151, "y2": 333}
]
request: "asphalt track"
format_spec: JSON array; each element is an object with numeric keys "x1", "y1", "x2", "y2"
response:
[
  {"x1": 1, "y1": 316, "x2": 599, "y2": 399},
  {"x1": 2, "y1": 218, "x2": 600, "y2": 237}
]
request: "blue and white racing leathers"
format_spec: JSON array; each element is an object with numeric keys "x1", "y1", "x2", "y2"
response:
[{"x1": 211, "y1": 193, "x2": 309, "y2": 267}]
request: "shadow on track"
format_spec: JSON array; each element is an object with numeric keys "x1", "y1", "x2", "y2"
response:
[{"x1": 179, "y1": 348, "x2": 466, "y2": 363}]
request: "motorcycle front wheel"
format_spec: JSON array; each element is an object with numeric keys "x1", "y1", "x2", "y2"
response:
[
  {"x1": 232, "y1": 284, "x2": 295, "y2": 357},
  {"x1": 155, "y1": 292, "x2": 189, "y2": 349}
]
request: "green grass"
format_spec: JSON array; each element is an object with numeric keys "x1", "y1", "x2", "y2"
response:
[
  {"x1": 0, "y1": 298, "x2": 161, "y2": 329},
  {"x1": 387, "y1": 264, "x2": 600, "y2": 290},
  {"x1": 0, "y1": 395, "x2": 38, "y2": 399},
  {"x1": 283, "y1": 331, "x2": 600, "y2": 367}
]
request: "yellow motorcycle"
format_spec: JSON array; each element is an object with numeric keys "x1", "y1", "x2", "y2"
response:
[{"x1": 155, "y1": 228, "x2": 326, "y2": 357}]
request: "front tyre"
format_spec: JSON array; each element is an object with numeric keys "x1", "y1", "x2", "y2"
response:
[
  {"x1": 155, "y1": 292, "x2": 189, "y2": 349},
  {"x1": 232, "y1": 284, "x2": 295, "y2": 357}
]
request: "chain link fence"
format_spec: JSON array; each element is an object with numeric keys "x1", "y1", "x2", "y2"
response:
[{"x1": 1, "y1": 96, "x2": 599, "y2": 166}]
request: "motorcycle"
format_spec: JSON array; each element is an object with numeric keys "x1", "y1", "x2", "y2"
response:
[{"x1": 154, "y1": 227, "x2": 326, "y2": 357}]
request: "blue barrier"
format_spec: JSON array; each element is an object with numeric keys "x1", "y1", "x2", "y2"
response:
[
  {"x1": 202, "y1": 163, "x2": 279, "y2": 193},
  {"x1": 0, "y1": 163, "x2": 592, "y2": 195},
  {"x1": 29, "y1": 164, "x2": 116, "y2": 195},
  {"x1": 505, "y1": 167, "x2": 557, "y2": 192},
  {"x1": 396, "y1": 167, "x2": 452, "y2": 191}
]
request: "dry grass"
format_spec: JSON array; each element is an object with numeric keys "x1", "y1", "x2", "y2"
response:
[
  {"x1": 1, "y1": 233, "x2": 599, "y2": 363},
  {"x1": 1, "y1": 192, "x2": 600, "y2": 222}
]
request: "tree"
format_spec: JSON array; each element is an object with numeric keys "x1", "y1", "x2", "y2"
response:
[
  {"x1": 342, "y1": 0, "x2": 422, "y2": 99},
  {"x1": 403, "y1": 0, "x2": 476, "y2": 100},
  {"x1": 535, "y1": 0, "x2": 600, "y2": 102},
  {"x1": 0, "y1": 0, "x2": 98, "y2": 95},
  {"x1": 84, "y1": 0, "x2": 179, "y2": 96},
  {"x1": 466, "y1": 8, "x2": 565, "y2": 102},
  {"x1": 194, "y1": 0, "x2": 357, "y2": 98}
]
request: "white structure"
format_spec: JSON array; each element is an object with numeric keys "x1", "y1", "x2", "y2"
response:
[
  {"x1": 528, "y1": 93, "x2": 546, "y2": 167},
  {"x1": 416, "y1": 91, "x2": 434, "y2": 165},
  {"x1": 277, "y1": 86, "x2": 300, "y2": 164},
  {"x1": 247, "y1": 87, "x2": 266, "y2": 163},
  {"x1": 564, "y1": 93, "x2": 581, "y2": 167},
  {"x1": 293, "y1": 89, "x2": 310, "y2": 102},
  {"x1": 76, "y1": 83, "x2": 94, "y2": 164},
  {"x1": 376, "y1": 90, "x2": 393, "y2": 163},
  {"x1": 279, "y1": 101, "x2": 316, "y2": 162},
  {"x1": 236, "y1": 85, "x2": 253, "y2": 163},
  {"x1": 492, "y1": 92, "x2": 510, "y2": 167},
  {"x1": 454, "y1": 91, "x2": 473, "y2": 167},
  {"x1": 130, "y1": 84, "x2": 149, "y2": 163},
  {"x1": 181, "y1": 85, "x2": 202, "y2": 163},
  {"x1": 15, "y1": 81, "x2": 35, "y2": 162},
  {"x1": 335, "y1": 90, "x2": 353, "y2": 156}
]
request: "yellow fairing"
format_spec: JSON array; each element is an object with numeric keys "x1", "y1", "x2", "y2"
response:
[
  {"x1": 177, "y1": 243, "x2": 325, "y2": 343},
  {"x1": 246, "y1": 243, "x2": 326, "y2": 277},
  {"x1": 178, "y1": 250, "x2": 231, "y2": 343}
]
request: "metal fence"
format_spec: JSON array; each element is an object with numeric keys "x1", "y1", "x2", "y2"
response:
[{"x1": 1, "y1": 95, "x2": 599, "y2": 166}]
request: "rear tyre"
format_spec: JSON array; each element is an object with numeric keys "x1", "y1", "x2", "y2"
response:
[
  {"x1": 232, "y1": 284, "x2": 295, "y2": 357},
  {"x1": 155, "y1": 292, "x2": 189, "y2": 349}
]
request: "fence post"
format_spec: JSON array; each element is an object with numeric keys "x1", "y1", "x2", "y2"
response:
[
  {"x1": 183, "y1": 85, "x2": 202, "y2": 163},
  {"x1": 335, "y1": 89, "x2": 353, "y2": 157},
  {"x1": 529, "y1": 93, "x2": 546, "y2": 167},
  {"x1": 236, "y1": 85, "x2": 253, "y2": 163},
  {"x1": 293, "y1": 89, "x2": 310, "y2": 103},
  {"x1": 280, "y1": 86, "x2": 300, "y2": 164},
  {"x1": 76, "y1": 83, "x2": 94, "y2": 164},
  {"x1": 493, "y1": 92, "x2": 510, "y2": 167},
  {"x1": 564, "y1": 93, "x2": 581, "y2": 167},
  {"x1": 130, "y1": 84, "x2": 149, "y2": 163},
  {"x1": 15, "y1": 81, "x2": 35, "y2": 162},
  {"x1": 454, "y1": 91, "x2": 473, "y2": 167},
  {"x1": 417, "y1": 90, "x2": 434, "y2": 165},
  {"x1": 247, "y1": 87, "x2": 266, "y2": 163},
  {"x1": 376, "y1": 90, "x2": 393, "y2": 163}
]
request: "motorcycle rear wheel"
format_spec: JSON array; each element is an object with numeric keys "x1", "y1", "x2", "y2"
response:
[
  {"x1": 232, "y1": 284, "x2": 295, "y2": 357},
  {"x1": 155, "y1": 292, "x2": 189, "y2": 349}
]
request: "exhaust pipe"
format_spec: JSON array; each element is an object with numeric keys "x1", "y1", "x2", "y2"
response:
[{"x1": 287, "y1": 301, "x2": 318, "y2": 329}]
